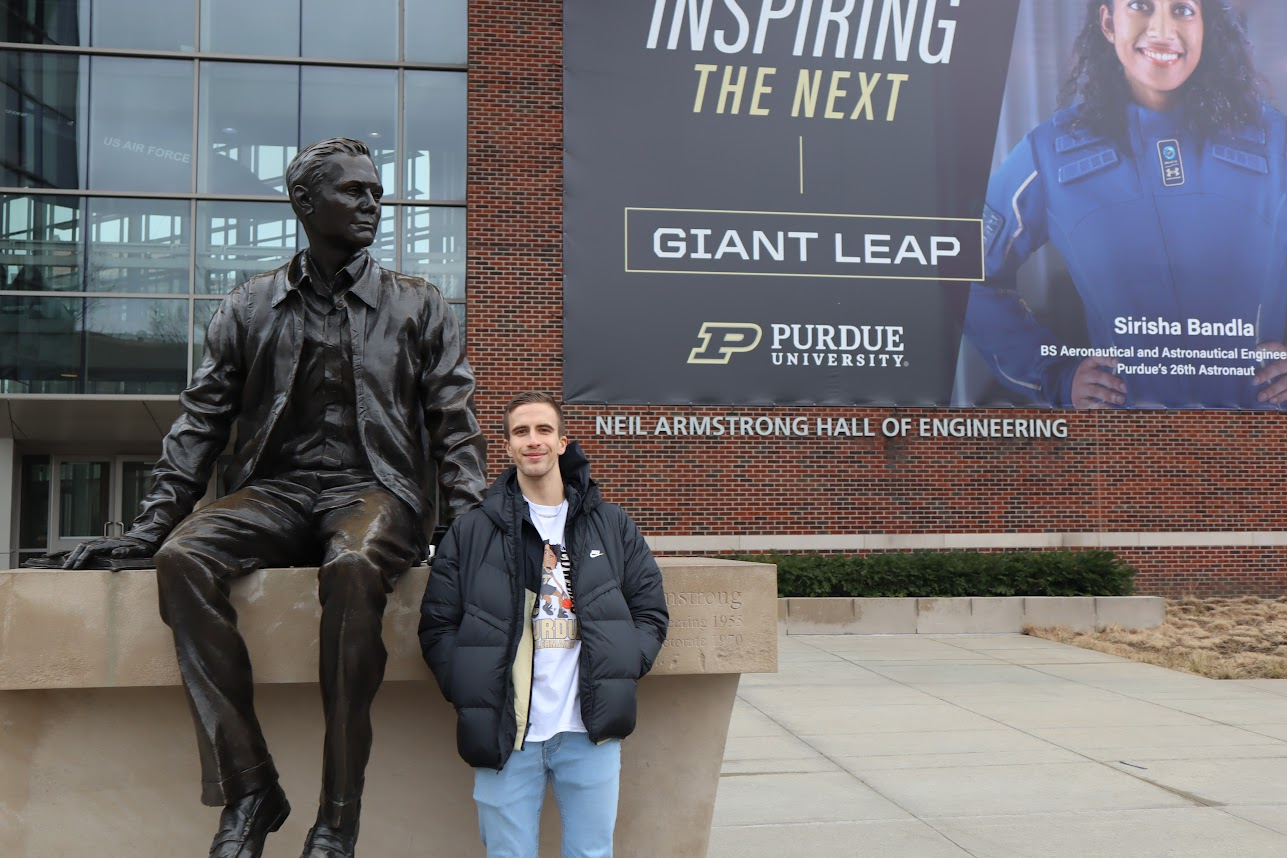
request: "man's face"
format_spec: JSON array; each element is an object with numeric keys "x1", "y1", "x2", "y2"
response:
[
  {"x1": 505, "y1": 403, "x2": 568, "y2": 481},
  {"x1": 1101, "y1": 0, "x2": 1204, "y2": 112},
  {"x1": 297, "y1": 152, "x2": 383, "y2": 254}
]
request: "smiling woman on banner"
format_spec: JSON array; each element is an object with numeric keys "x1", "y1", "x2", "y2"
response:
[{"x1": 963, "y1": 0, "x2": 1287, "y2": 409}]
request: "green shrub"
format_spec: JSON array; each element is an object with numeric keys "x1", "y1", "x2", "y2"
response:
[{"x1": 732, "y1": 550, "x2": 1135, "y2": 598}]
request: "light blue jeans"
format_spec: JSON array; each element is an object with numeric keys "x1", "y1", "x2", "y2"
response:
[{"x1": 473, "y1": 731, "x2": 621, "y2": 858}]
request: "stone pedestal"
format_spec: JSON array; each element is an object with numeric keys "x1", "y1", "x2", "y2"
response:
[{"x1": 0, "y1": 557, "x2": 776, "y2": 857}]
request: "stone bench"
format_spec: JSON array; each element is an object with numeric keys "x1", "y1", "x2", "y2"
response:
[{"x1": 0, "y1": 557, "x2": 777, "y2": 857}]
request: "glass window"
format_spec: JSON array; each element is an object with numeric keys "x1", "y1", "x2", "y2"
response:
[
  {"x1": 1, "y1": 49, "x2": 86, "y2": 189},
  {"x1": 86, "y1": 198, "x2": 189, "y2": 293},
  {"x1": 369, "y1": 204, "x2": 396, "y2": 269},
  {"x1": 191, "y1": 297, "x2": 219, "y2": 373},
  {"x1": 0, "y1": 0, "x2": 86, "y2": 46},
  {"x1": 18, "y1": 454, "x2": 51, "y2": 551},
  {"x1": 196, "y1": 200, "x2": 298, "y2": 294},
  {"x1": 120, "y1": 459, "x2": 155, "y2": 522},
  {"x1": 403, "y1": 71, "x2": 465, "y2": 200},
  {"x1": 0, "y1": 294, "x2": 189, "y2": 393},
  {"x1": 198, "y1": 62, "x2": 299, "y2": 194},
  {"x1": 299, "y1": 66, "x2": 398, "y2": 191},
  {"x1": 402, "y1": 206, "x2": 463, "y2": 299},
  {"x1": 450, "y1": 302, "x2": 465, "y2": 343},
  {"x1": 58, "y1": 460, "x2": 109, "y2": 538},
  {"x1": 301, "y1": 0, "x2": 396, "y2": 61},
  {"x1": 404, "y1": 0, "x2": 467, "y2": 64},
  {"x1": 199, "y1": 0, "x2": 299, "y2": 57},
  {"x1": 88, "y1": 56, "x2": 194, "y2": 193},
  {"x1": 84, "y1": 296, "x2": 189, "y2": 393},
  {"x1": 0, "y1": 194, "x2": 81, "y2": 291},
  {"x1": 0, "y1": 295, "x2": 81, "y2": 393},
  {"x1": 91, "y1": 0, "x2": 195, "y2": 52}
]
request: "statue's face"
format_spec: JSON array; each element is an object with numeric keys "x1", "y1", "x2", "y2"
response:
[{"x1": 302, "y1": 152, "x2": 383, "y2": 253}]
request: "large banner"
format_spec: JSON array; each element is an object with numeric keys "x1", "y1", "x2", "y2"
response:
[{"x1": 564, "y1": 1, "x2": 1287, "y2": 410}]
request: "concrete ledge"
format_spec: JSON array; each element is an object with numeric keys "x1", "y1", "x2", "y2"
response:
[
  {"x1": 916, "y1": 597, "x2": 1026, "y2": 634},
  {"x1": 1095, "y1": 595, "x2": 1168, "y2": 631},
  {"x1": 785, "y1": 597, "x2": 917, "y2": 634},
  {"x1": 0, "y1": 558, "x2": 777, "y2": 857},
  {"x1": 781, "y1": 596, "x2": 1164, "y2": 635},
  {"x1": 1024, "y1": 596, "x2": 1097, "y2": 632},
  {"x1": 0, "y1": 558, "x2": 778, "y2": 691}
]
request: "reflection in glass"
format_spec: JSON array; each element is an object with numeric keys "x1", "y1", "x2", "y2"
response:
[
  {"x1": 120, "y1": 459, "x2": 156, "y2": 522},
  {"x1": 199, "y1": 0, "x2": 298, "y2": 57},
  {"x1": 450, "y1": 303, "x2": 466, "y2": 345},
  {"x1": 404, "y1": 0, "x2": 467, "y2": 64},
  {"x1": 0, "y1": 294, "x2": 191, "y2": 393},
  {"x1": 0, "y1": 194, "x2": 81, "y2": 291},
  {"x1": 83, "y1": 296, "x2": 189, "y2": 393},
  {"x1": 1, "y1": 50, "x2": 85, "y2": 188},
  {"x1": 88, "y1": 56, "x2": 194, "y2": 192},
  {"x1": 0, "y1": 295, "x2": 80, "y2": 393},
  {"x1": 302, "y1": 0, "x2": 396, "y2": 61},
  {"x1": 0, "y1": 0, "x2": 84, "y2": 46},
  {"x1": 403, "y1": 71, "x2": 466, "y2": 200},
  {"x1": 192, "y1": 297, "x2": 219, "y2": 375},
  {"x1": 18, "y1": 454, "x2": 51, "y2": 551},
  {"x1": 197, "y1": 200, "x2": 297, "y2": 294},
  {"x1": 198, "y1": 62, "x2": 299, "y2": 194},
  {"x1": 300, "y1": 66, "x2": 397, "y2": 190},
  {"x1": 403, "y1": 206, "x2": 464, "y2": 299},
  {"x1": 92, "y1": 0, "x2": 195, "y2": 51},
  {"x1": 58, "y1": 460, "x2": 109, "y2": 538},
  {"x1": 87, "y1": 198, "x2": 189, "y2": 293},
  {"x1": 369, "y1": 205, "x2": 396, "y2": 270}
]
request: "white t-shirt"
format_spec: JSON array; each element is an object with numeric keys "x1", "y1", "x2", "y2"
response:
[{"x1": 525, "y1": 498, "x2": 586, "y2": 742}]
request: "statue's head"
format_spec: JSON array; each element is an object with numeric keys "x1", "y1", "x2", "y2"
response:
[{"x1": 286, "y1": 137, "x2": 382, "y2": 255}]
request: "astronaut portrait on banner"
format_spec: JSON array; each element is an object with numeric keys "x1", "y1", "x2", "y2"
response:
[{"x1": 962, "y1": 0, "x2": 1287, "y2": 410}]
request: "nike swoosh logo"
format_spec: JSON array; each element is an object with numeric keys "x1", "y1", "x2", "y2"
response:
[{"x1": 590, "y1": 550, "x2": 604, "y2": 558}]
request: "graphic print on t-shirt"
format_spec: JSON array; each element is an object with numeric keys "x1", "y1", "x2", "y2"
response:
[{"x1": 535, "y1": 541, "x2": 578, "y2": 649}]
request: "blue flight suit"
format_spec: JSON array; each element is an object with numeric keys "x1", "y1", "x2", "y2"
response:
[{"x1": 964, "y1": 101, "x2": 1287, "y2": 408}]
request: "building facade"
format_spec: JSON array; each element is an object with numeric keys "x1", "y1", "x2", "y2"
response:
[
  {"x1": 2, "y1": 0, "x2": 465, "y2": 562},
  {"x1": 4, "y1": 0, "x2": 1287, "y2": 596}
]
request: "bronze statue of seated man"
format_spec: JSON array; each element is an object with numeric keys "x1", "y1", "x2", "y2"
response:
[{"x1": 65, "y1": 137, "x2": 487, "y2": 858}]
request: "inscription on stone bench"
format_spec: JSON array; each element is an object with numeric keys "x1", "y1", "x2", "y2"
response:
[
  {"x1": 654, "y1": 576, "x2": 775, "y2": 674},
  {"x1": 664, "y1": 590, "x2": 746, "y2": 649}
]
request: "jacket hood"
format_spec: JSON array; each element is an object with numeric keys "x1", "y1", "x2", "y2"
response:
[{"x1": 481, "y1": 440, "x2": 598, "y2": 529}]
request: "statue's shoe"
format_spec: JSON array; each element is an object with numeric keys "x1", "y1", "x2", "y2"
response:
[
  {"x1": 300, "y1": 822, "x2": 359, "y2": 858},
  {"x1": 208, "y1": 783, "x2": 291, "y2": 858}
]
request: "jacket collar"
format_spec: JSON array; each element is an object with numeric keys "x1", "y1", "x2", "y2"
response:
[
  {"x1": 273, "y1": 249, "x2": 380, "y2": 308},
  {"x1": 482, "y1": 441, "x2": 598, "y2": 530}
]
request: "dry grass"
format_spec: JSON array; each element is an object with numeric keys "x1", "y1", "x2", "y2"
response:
[{"x1": 1027, "y1": 596, "x2": 1287, "y2": 680}]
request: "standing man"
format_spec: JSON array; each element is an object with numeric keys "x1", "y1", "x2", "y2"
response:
[
  {"x1": 419, "y1": 393, "x2": 668, "y2": 857},
  {"x1": 64, "y1": 137, "x2": 487, "y2": 858}
]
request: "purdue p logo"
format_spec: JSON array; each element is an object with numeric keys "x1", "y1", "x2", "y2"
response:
[{"x1": 688, "y1": 322, "x2": 763, "y2": 364}]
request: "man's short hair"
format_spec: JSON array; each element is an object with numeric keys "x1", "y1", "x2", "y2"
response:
[
  {"x1": 502, "y1": 392, "x2": 566, "y2": 438},
  {"x1": 285, "y1": 137, "x2": 372, "y2": 213}
]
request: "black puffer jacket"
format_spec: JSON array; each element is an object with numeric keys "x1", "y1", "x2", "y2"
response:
[{"x1": 418, "y1": 442, "x2": 669, "y2": 770}]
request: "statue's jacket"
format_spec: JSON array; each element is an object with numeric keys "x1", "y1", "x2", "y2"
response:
[
  {"x1": 418, "y1": 442, "x2": 670, "y2": 771},
  {"x1": 130, "y1": 250, "x2": 487, "y2": 547},
  {"x1": 965, "y1": 101, "x2": 1287, "y2": 408}
]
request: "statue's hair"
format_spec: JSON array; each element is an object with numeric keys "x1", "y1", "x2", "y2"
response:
[
  {"x1": 1060, "y1": 0, "x2": 1262, "y2": 141},
  {"x1": 502, "y1": 392, "x2": 566, "y2": 438},
  {"x1": 285, "y1": 138, "x2": 372, "y2": 210}
]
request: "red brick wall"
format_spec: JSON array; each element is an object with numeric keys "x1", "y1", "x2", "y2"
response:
[
  {"x1": 1121, "y1": 548, "x2": 1287, "y2": 597},
  {"x1": 467, "y1": 2, "x2": 1287, "y2": 597}
]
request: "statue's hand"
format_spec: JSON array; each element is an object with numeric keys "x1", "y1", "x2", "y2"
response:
[{"x1": 62, "y1": 536, "x2": 157, "y2": 570}]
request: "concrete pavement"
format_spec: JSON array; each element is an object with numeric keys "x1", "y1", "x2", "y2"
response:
[{"x1": 710, "y1": 633, "x2": 1287, "y2": 857}]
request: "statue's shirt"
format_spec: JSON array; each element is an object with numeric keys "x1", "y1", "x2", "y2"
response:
[{"x1": 276, "y1": 252, "x2": 368, "y2": 473}]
